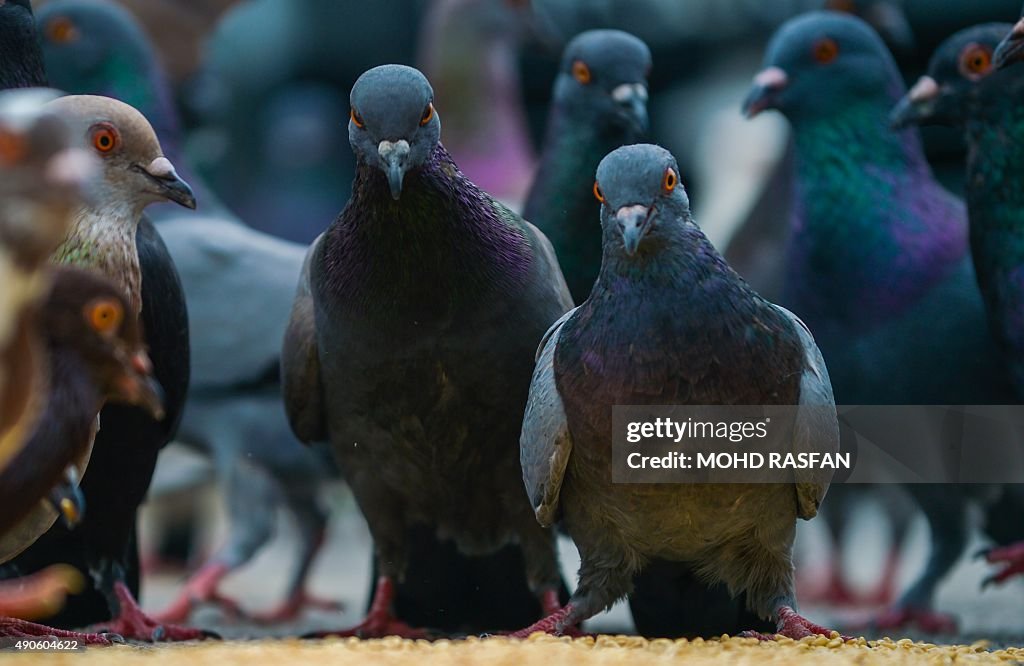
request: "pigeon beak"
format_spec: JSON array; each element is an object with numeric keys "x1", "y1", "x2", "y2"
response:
[
  {"x1": 996, "y1": 18, "x2": 1024, "y2": 70},
  {"x1": 611, "y1": 83, "x2": 649, "y2": 133},
  {"x1": 742, "y1": 67, "x2": 788, "y2": 118},
  {"x1": 890, "y1": 76, "x2": 941, "y2": 129},
  {"x1": 46, "y1": 468, "x2": 86, "y2": 528},
  {"x1": 116, "y1": 351, "x2": 165, "y2": 420},
  {"x1": 142, "y1": 156, "x2": 196, "y2": 209},
  {"x1": 378, "y1": 139, "x2": 411, "y2": 200},
  {"x1": 617, "y1": 205, "x2": 652, "y2": 256}
]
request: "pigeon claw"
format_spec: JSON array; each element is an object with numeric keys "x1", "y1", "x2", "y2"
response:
[
  {"x1": 0, "y1": 617, "x2": 119, "y2": 645},
  {"x1": 979, "y1": 541, "x2": 1024, "y2": 587},
  {"x1": 742, "y1": 606, "x2": 852, "y2": 641},
  {"x1": 90, "y1": 582, "x2": 215, "y2": 642}
]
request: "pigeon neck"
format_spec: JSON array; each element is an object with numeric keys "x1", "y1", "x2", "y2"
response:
[
  {"x1": 964, "y1": 98, "x2": 1024, "y2": 391},
  {"x1": 54, "y1": 207, "x2": 143, "y2": 317},
  {"x1": 324, "y1": 144, "x2": 533, "y2": 316},
  {"x1": 560, "y1": 222, "x2": 802, "y2": 406},
  {"x1": 784, "y1": 100, "x2": 966, "y2": 329},
  {"x1": 525, "y1": 97, "x2": 642, "y2": 228}
]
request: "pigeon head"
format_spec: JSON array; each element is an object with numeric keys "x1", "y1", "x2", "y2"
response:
[
  {"x1": 349, "y1": 65, "x2": 441, "y2": 200},
  {"x1": 555, "y1": 30, "x2": 651, "y2": 134},
  {"x1": 995, "y1": 6, "x2": 1024, "y2": 70},
  {"x1": 594, "y1": 144, "x2": 690, "y2": 258},
  {"x1": 43, "y1": 95, "x2": 195, "y2": 213},
  {"x1": 0, "y1": 89, "x2": 97, "y2": 268},
  {"x1": 44, "y1": 266, "x2": 164, "y2": 419},
  {"x1": 37, "y1": 0, "x2": 158, "y2": 105},
  {"x1": 744, "y1": 11, "x2": 901, "y2": 124},
  {"x1": 891, "y1": 24, "x2": 1012, "y2": 129}
]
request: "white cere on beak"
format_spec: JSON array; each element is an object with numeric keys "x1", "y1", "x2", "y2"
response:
[
  {"x1": 616, "y1": 204, "x2": 650, "y2": 222},
  {"x1": 144, "y1": 156, "x2": 178, "y2": 180},
  {"x1": 611, "y1": 83, "x2": 648, "y2": 103},
  {"x1": 908, "y1": 76, "x2": 939, "y2": 104},
  {"x1": 378, "y1": 139, "x2": 411, "y2": 160}
]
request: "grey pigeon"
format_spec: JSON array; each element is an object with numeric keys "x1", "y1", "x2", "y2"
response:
[
  {"x1": 513, "y1": 143, "x2": 841, "y2": 640},
  {"x1": 282, "y1": 64, "x2": 573, "y2": 637}
]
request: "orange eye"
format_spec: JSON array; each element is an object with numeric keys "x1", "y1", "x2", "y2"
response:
[
  {"x1": 593, "y1": 181, "x2": 605, "y2": 203},
  {"x1": 663, "y1": 168, "x2": 677, "y2": 193},
  {"x1": 86, "y1": 299, "x2": 124, "y2": 336},
  {"x1": 350, "y1": 107, "x2": 365, "y2": 129},
  {"x1": 0, "y1": 128, "x2": 25, "y2": 166},
  {"x1": 572, "y1": 60, "x2": 591, "y2": 85},
  {"x1": 959, "y1": 44, "x2": 993, "y2": 80},
  {"x1": 91, "y1": 125, "x2": 118, "y2": 153},
  {"x1": 420, "y1": 103, "x2": 434, "y2": 126},
  {"x1": 45, "y1": 16, "x2": 79, "y2": 44},
  {"x1": 812, "y1": 38, "x2": 839, "y2": 64}
]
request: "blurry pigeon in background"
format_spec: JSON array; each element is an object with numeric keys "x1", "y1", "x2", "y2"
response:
[
  {"x1": 282, "y1": 64, "x2": 572, "y2": 637},
  {"x1": 892, "y1": 20, "x2": 1024, "y2": 587},
  {"x1": 37, "y1": 0, "x2": 344, "y2": 623},
  {"x1": 0, "y1": 89, "x2": 89, "y2": 472},
  {"x1": 513, "y1": 143, "x2": 840, "y2": 640},
  {"x1": 0, "y1": 270, "x2": 163, "y2": 645},
  {"x1": 418, "y1": 0, "x2": 537, "y2": 209},
  {"x1": 523, "y1": 29, "x2": 650, "y2": 303},
  {"x1": 3, "y1": 94, "x2": 200, "y2": 642},
  {"x1": 744, "y1": 11, "x2": 1016, "y2": 633},
  {"x1": 0, "y1": 267, "x2": 163, "y2": 560}
]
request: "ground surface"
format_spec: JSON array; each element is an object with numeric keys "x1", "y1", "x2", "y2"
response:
[{"x1": 4, "y1": 635, "x2": 1024, "y2": 665}]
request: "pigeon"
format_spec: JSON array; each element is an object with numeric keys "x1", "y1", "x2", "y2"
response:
[
  {"x1": 2, "y1": 94, "x2": 200, "y2": 642},
  {"x1": 891, "y1": 21, "x2": 1024, "y2": 587},
  {"x1": 282, "y1": 64, "x2": 572, "y2": 637},
  {"x1": 512, "y1": 143, "x2": 840, "y2": 640},
  {"x1": 0, "y1": 89, "x2": 91, "y2": 472},
  {"x1": 37, "y1": 0, "x2": 345, "y2": 622},
  {"x1": 0, "y1": 91, "x2": 98, "y2": 634},
  {"x1": 523, "y1": 29, "x2": 651, "y2": 304},
  {"x1": 743, "y1": 11, "x2": 1017, "y2": 633},
  {"x1": 0, "y1": 266, "x2": 163, "y2": 554}
]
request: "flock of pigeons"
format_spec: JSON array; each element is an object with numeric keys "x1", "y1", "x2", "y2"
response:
[{"x1": 0, "y1": 0, "x2": 1022, "y2": 648}]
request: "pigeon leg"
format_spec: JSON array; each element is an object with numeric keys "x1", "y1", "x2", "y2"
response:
[
  {"x1": 0, "y1": 617, "x2": 116, "y2": 645},
  {"x1": 91, "y1": 579, "x2": 214, "y2": 642},
  {"x1": 308, "y1": 576, "x2": 427, "y2": 639},
  {"x1": 981, "y1": 541, "x2": 1024, "y2": 586},
  {"x1": 253, "y1": 494, "x2": 341, "y2": 623},
  {"x1": 509, "y1": 558, "x2": 628, "y2": 638},
  {"x1": 153, "y1": 562, "x2": 244, "y2": 623},
  {"x1": 158, "y1": 458, "x2": 282, "y2": 623},
  {"x1": 743, "y1": 606, "x2": 850, "y2": 641},
  {"x1": 0, "y1": 566, "x2": 84, "y2": 620}
]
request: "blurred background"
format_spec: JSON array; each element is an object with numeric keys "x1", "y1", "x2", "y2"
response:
[{"x1": 28, "y1": 0, "x2": 1023, "y2": 643}]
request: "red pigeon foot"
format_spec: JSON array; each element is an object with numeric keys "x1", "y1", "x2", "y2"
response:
[
  {"x1": 0, "y1": 617, "x2": 116, "y2": 645},
  {"x1": 742, "y1": 606, "x2": 852, "y2": 641},
  {"x1": 154, "y1": 563, "x2": 244, "y2": 624},
  {"x1": 981, "y1": 542, "x2": 1024, "y2": 587},
  {"x1": 90, "y1": 582, "x2": 215, "y2": 642},
  {"x1": 252, "y1": 590, "x2": 345, "y2": 624}
]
